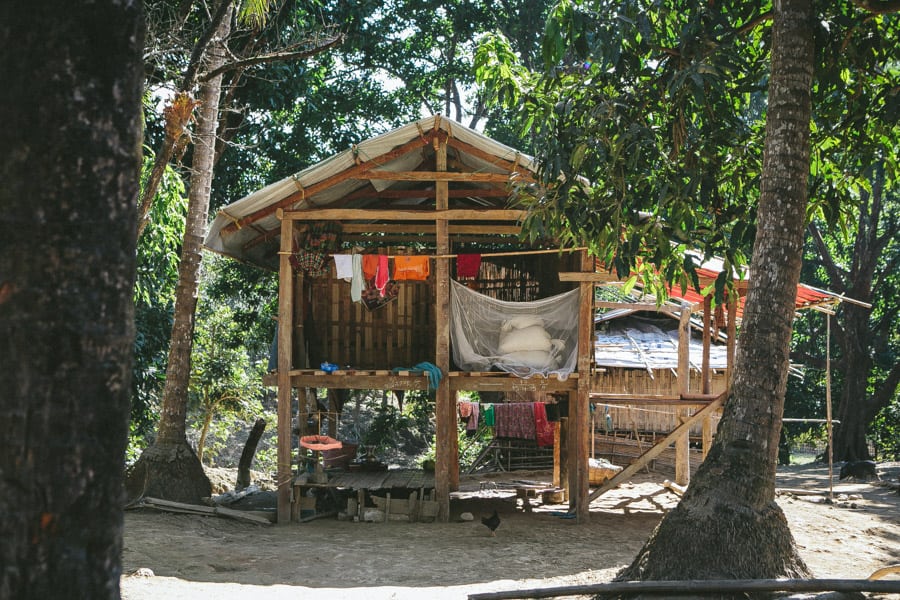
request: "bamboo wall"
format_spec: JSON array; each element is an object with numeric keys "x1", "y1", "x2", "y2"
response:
[
  {"x1": 302, "y1": 252, "x2": 577, "y2": 371},
  {"x1": 592, "y1": 368, "x2": 727, "y2": 436},
  {"x1": 308, "y1": 276, "x2": 433, "y2": 369}
]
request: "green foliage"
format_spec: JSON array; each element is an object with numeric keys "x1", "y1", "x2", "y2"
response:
[
  {"x1": 477, "y1": 0, "x2": 772, "y2": 301},
  {"x1": 872, "y1": 400, "x2": 900, "y2": 460},
  {"x1": 188, "y1": 280, "x2": 268, "y2": 465}
]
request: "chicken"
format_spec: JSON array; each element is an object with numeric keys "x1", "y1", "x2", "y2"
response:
[{"x1": 481, "y1": 509, "x2": 501, "y2": 536}]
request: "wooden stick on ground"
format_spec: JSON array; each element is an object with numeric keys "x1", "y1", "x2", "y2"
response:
[
  {"x1": 132, "y1": 497, "x2": 272, "y2": 525},
  {"x1": 467, "y1": 577, "x2": 900, "y2": 600}
]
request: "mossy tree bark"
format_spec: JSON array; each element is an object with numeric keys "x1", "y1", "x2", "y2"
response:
[
  {"x1": 616, "y1": 0, "x2": 815, "y2": 591},
  {"x1": 0, "y1": 1, "x2": 144, "y2": 597}
]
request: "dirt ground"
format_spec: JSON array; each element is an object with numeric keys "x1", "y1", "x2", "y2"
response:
[{"x1": 120, "y1": 462, "x2": 900, "y2": 600}]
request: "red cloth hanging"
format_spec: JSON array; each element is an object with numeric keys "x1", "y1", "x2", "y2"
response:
[
  {"x1": 375, "y1": 255, "x2": 390, "y2": 295},
  {"x1": 456, "y1": 253, "x2": 482, "y2": 278},
  {"x1": 534, "y1": 403, "x2": 554, "y2": 448}
]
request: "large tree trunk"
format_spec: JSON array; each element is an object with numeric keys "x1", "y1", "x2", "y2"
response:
[
  {"x1": 617, "y1": 0, "x2": 814, "y2": 588},
  {"x1": 811, "y1": 167, "x2": 900, "y2": 462},
  {"x1": 0, "y1": 1, "x2": 144, "y2": 598},
  {"x1": 126, "y1": 4, "x2": 232, "y2": 505}
]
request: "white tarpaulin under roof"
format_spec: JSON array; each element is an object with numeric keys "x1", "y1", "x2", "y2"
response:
[{"x1": 204, "y1": 115, "x2": 538, "y2": 270}]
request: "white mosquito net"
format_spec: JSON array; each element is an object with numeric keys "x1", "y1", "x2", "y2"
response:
[{"x1": 449, "y1": 279, "x2": 581, "y2": 379}]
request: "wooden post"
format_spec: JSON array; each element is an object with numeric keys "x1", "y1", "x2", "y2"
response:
[
  {"x1": 276, "y1": 212, "x2": 294, "y2": 523},
  {"x1": 675, "y1": 303, "x2": 691, "y2": 486},
  {"x1": 433, "y1": 126, "x2": 456, "y2": 521},
  {"x1": 701, "y1": 296, "x2": 711, "y2": 395},
  {"x1": 726, "y1": 293, "x2": 738, "y2": 391},
  {"x1": 701, "y1": 296, "x2": 712, "y2": 459},
  {"x1": 568, "y1": 250, "x2": 592, "y2": 522},
  {"x1": 558, "y1": 417, "x2": 569, "y2": 502}
]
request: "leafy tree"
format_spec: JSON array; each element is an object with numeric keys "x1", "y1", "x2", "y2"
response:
[
  {"x1": 0, "y1": 0, "x2": 144, "y2": 597},
  {"x1": 801, "y1": 182, "x2": 900, "y2": 461},
  {"x1": 189, "y1": 300, "x2": 266, "y2": 464},
  {"x1": 128, "y1": 1, "x2": 341, "y2": 504},
  {"x1": 477, "y1": 0, "x2": 898, "y2": 584},
  {"x1": 131, "y1": 154, "x2": 188, "y2": 455}
]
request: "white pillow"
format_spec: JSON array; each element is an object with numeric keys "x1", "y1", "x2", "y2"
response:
[
  {"x1": 500, "y1": 350, "x2": 559, "y2": 370},
  {"x1": 500, "y1": 315, "x2": 545, "y2": 333},
  {"x1": 498, "y1": 324, "x2": 552, "y2": 354}
]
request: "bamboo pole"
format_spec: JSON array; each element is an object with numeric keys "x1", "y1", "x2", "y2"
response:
[
  {"x1": 675, "y1": 303, "x2": 692, "y2": 486},
  {"x1": 466, "y1": 577, "x2": 900, "y2": 600},
  {"x1": 826, "y1": 313, "x2": 834, "y2": 501},
  {"x1": 276, "y1": 215, "x2": 294, "y2": 523}
]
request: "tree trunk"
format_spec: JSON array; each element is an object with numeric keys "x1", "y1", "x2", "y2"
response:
[
  {"x1": 617, "y1": 0, "x2": 814, "y2": 588},
  {"x1": 125, "y1": 4, "x2": 233, "y2": 505},
  {"x1": 237, "y1": 418, "x2": 268, "y2": 491},
  {"x1": 0, "y1": 1, "x2": 143, "y2": 598},
  {"x1": 197, "y1": 408, "x2": 215, "y2": 465},
  {"x1": 819, "y1": 168, "x2": 899, "y2": 461}
]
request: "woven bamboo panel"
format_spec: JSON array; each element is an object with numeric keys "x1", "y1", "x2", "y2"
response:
[
  {"x1": 591, "y1": 368, "x2": 726, "y2": 435},
  {"x1": 309, "y1": 277, "x2": 433, "y2": 370}
]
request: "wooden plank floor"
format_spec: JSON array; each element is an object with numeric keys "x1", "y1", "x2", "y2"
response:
[{"x1": 322, "y1": 469, "x2": 434, "y2": 490}]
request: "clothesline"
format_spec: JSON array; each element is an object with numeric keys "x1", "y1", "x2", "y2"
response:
[{"x1": 278, "y1": 246, "x2": 587, "y2": 259}]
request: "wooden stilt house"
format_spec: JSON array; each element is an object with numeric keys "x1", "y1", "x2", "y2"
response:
[
  {"x1": 205, "y1": 116, "x2": 844, "y2": 524},
  {"x1": 205, "y1": 115, "x2": 595, "y2": 523}
]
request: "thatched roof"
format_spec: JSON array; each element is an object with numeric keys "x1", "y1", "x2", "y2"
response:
[{"x1": 204, "y1": 115, "x2": 538, "y2": 270}]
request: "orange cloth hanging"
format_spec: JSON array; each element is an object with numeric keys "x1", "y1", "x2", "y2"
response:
[
  {"x1": 393, "y1": 256, "x2": 430, "y2": 281},
  {"x1": 362, "y1": 254, "x2": 379, "y2": 280}
]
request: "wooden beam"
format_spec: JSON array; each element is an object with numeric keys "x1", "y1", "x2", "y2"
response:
[
  {"x1": 287, "y1": 373, "x2": 431, "y2": 390},
  {"x1": 587, "y1": 393, "x2": 725, "y2": 503},
  {"x1": 726, "y1": 293, "x2": 738, "y2": 390},
  {"x1": 675, "y1": 304, "x2": 692, "y2": 486},
  {"x1": 276, "y1": 216, "x2": 294, "y2": 524},
  {"x1": 340, "y1": 223, "x2": 522, "y2": 235},
  {"x1": 559, "y1": 271, "x2": 623, "y2": 283},
  {"x1": 595, "y1": 301, "x2": 675, "y2": 311},
  {"x1": 362, "y1": 169, "x2": 533, "y2": 183},
  {"x1": 702, "y1": 296, "x2": 712, "y2": 394},
  {"x1": 221, "y1": 134, "x2": 432, "y2": 233},
  {"x1": 572, "y1": 250, "x2": 593, "y2": 522},
  {"x1": 445, "y1": 135, "x2": 532, "y2": 175},
  {"x1": 340, "y1": 186, "x2": 512, "y2": 202},
  {"x1": 448, "y1": 374, "x2": 578, "y2": 393},
  {"x1": 434, "y1": 136, "x2": 455, "y2": 521},
  {"x1": 282, "y1": 208, "x2": 526, "y2": 222}
]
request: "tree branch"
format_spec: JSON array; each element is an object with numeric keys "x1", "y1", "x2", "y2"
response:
[
  {"x1": 851, "y1": 0, "x2": 900, "y2": 14},
  {"x1": 181, "y1": 0, "x2": 233, "y2": 91},
  {"x1": 807, "y1": 222, "x2": 848, "y2": 292},
  {"x1": 200, "y1": 33, "x2": 344, "y2": 82},
  {"x1": 871, "y1": 360, "x2": 900, "y2": 409}
]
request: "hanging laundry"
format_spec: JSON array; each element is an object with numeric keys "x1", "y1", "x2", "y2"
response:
[
  {"x1": 332, "y1": 254, "x2": 353, "y2": 280},
  {"x1": 466, "y1": 402, "x2": 480, "y2": 437},
  {"x1": 375, "y1": 255, "x2": 390, "y2": 296},
  {"x1": 393, "y1": 256, "x2": 430, "y2": 281},
  {"x1": 482, "y1": 403, "x2": 495, "y2": 427},
  {"x1": 350, "y1": 254, "x2": 364, "y2": 302},
  {"x1": 493, "y1": 402, "x2": 537, "y2": 441},
  {"x1": 534, "y1": 403, "x2": 554, "y2": 448},
  {"x1": 456, "y1": 253, "x2": 482, "y2": 278},
  {"x1": 458, "y1": 401, "x2": 479, "y2": 437},
  {"x1": 362, "y1": 254, "x2": 379, "y2": 280}
]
